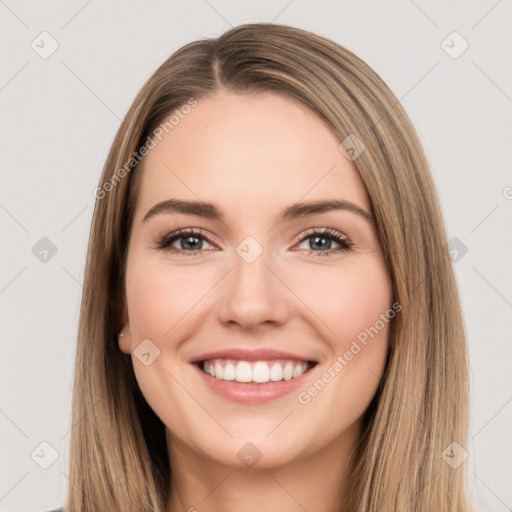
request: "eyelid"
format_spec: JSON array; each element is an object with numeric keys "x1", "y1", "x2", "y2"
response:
[
  {"x1": 292, "y1": 226, "x2": 350, "y2": 244},
  {"x1": 291, "y1": 227, "x2": 353, "y2": 253},
  {"x1": 160, "y1": 227, "x2": 219, "y2": 246}
]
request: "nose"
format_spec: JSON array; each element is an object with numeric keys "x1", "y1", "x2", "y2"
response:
[{"x1": 215, "y1": 248, "x2": 291, "y2": 331}]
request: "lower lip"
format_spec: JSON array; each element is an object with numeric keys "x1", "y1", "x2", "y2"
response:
[{"x1": 192, "y1": 362, "x2": 317, "y2": 403}]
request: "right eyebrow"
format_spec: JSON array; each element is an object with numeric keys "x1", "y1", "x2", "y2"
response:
[{"x1": 142, "y1": 199, "x2": 223, "y2": 223}]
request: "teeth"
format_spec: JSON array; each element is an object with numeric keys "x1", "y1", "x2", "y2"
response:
[
  {"x1": 200, "y1": 358, "x2": 310, "y2": 383},
  {"x1": 214, "y1": 361, "x2": 224, "y2": 379},
  {"x1": 283, "y1": 362, "x2": 294, "y2": 381},
  {"x1": 269, "y1": 362, "x2": 283, "y2": 381},
  {"x1": 236, "y1": 361, "x2": 252, "y2": 382},
  {"x1": 292, "y1": 363, "x2": 305, "y2": 378},
  {"x1": 252, "y1": 362, "x2": 269, "y2": 383},
  {"x1": 223, "y1": 362, "x2": 236, "y2": 380}
]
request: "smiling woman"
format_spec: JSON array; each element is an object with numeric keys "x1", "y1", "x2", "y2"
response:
[{"x1": 59, "y1": 22, "x2": 471, "y2": 512}]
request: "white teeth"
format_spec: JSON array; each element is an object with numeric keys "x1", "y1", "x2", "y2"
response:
[
  {"x1": 269, "y1": 362, "x2": 283, "y2": 381},
  {"x1": 292, "y1": 363, "x2": 306, "y2": 378},
  {"x1": 283, "y1": 362, "x2": 293, "y2": 380},
  {"x1": 253, "y1": 362, "x2": 270, "y2": 383},
  {"x1": 235, "y1": 361, "x2": 252, "y2": 382},
  {"x1": 214, "y1": 361, "x2": 224, "y2": 379},
  {"x1": 200, "y1": 359, "x2": 311, "y2": 383},
  {"x1": 223, "y1": 362, "x2": 236, "y2": 380}
]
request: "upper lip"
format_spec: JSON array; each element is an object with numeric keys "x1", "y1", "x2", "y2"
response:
[{"x1": 189, "y1": 348, "x2": 318, "y2": 364}]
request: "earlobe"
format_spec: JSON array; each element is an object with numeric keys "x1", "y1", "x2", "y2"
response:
[
  {"x1": 118, "y1": 328, "x2": 131, "y2": 354},
  {"x1": 116, "y1": 287, "x2": 131, "y2": 354}
]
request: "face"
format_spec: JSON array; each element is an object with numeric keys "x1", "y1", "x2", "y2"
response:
[{"x1": 119, "y1": 91, "x2": 393, "y2": 469}]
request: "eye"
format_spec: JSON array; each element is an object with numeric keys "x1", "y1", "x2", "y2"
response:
[
  {"x1": 155, "y1": 228, "x2": 216, "y2": 256},
  {"x1": 294, "y1": 228, "x2": 353, "y2": 257}
]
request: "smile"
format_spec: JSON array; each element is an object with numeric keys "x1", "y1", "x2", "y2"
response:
[
  {"x1": 189, "y1": 347, "x2": 319, "y2": 402},
  {"x1": 199, "y1": 358, "x2": 315, "y2": 383}
]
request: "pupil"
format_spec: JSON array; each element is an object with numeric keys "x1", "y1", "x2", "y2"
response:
[
  {"x1": 182, "y1": 236, "x2": 201, "y2": 250},
  {"x1": 312, "y1": 236, "x2": 330, "y2": 250}
]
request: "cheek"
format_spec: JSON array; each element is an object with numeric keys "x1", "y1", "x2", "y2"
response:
[
  {"x1": 289, "y1": 257, "x2": 392, "y2": 389},
  {"x1": 125, "y1": 253, "x2": 214, "y2": 340},
  {"x1": 124, "y1": 252, "x2": 212, "y2": 421},
  {"x1": 285, "y1": 256, "x2": 393, "y2": 346},
  {"x1": 291, "y1": 258, "x2": 392, "y2": 430}
]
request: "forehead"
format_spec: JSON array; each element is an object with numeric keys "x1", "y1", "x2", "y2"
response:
[{"x1": 134, "y1": 91, "x2": 371, "y2": 223}]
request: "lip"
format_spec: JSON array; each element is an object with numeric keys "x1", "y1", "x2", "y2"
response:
[
  {"x1": 188, "y1": 347, "x2": 317, "y2": 364},
  {"x1": 191, "y1": 360, "x2": 318, "y2": 403}
]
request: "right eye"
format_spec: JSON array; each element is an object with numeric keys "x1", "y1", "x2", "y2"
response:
[{"x1": 155, "y1": 228, "x2": 217, "y2": 256}]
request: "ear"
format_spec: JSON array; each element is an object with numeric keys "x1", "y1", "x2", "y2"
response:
[
  {"x1": 116, "y1": 287, "x2": 132, "y2": 354},
  {"x1": 118, "y1": 323, "x2": 132, "y2": 354}
]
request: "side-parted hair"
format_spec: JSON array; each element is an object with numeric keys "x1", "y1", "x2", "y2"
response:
[{"x1": 66, "y1": 22, "x2": 470, "y2": 512}]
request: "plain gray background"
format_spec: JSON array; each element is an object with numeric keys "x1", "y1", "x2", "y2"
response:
[{"x1": 1, "y1": 1, "x2": 511, "y2": 511}]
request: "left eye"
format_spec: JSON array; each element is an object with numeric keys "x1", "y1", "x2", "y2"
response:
[{"x1": 294, "y1": 228, "x2": 353, "y2": 255}]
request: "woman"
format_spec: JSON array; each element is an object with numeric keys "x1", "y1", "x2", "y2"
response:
[{"x1": 54, "y1": 22, "x2": 471, "y2": 511}]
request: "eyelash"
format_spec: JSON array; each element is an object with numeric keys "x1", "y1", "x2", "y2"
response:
[{"x1": 155, "y1": 227, "x2": 353, "y2": 258}]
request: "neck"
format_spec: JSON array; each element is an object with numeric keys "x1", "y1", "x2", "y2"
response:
[{"x1": 165, "y1": 421, "x2": 361, "y2": 512}]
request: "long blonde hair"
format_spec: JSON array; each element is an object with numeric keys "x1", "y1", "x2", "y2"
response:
[{"x1": 66, "y1": 22, "x2": 470, "y2": 511}]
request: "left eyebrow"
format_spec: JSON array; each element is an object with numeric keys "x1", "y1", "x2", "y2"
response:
[
  {"x1": 142, "y1": 198, "x2": 374, "y2": 225},
  {"x1": 276, "y1": 199, "x2": 374, "y2": 225}
]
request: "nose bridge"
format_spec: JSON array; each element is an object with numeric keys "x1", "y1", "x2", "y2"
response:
[{"x1": 215, "y1": 235, "x2": 289, "y2": 328}]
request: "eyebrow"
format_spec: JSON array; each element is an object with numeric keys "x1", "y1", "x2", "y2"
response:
[{"x1": 142, "y1": 198, "x2": 374, "y2": 225}]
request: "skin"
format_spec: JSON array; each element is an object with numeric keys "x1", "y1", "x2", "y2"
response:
[{"x1": 119, "y1": 90, "x2": 393, "y2": 512}]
